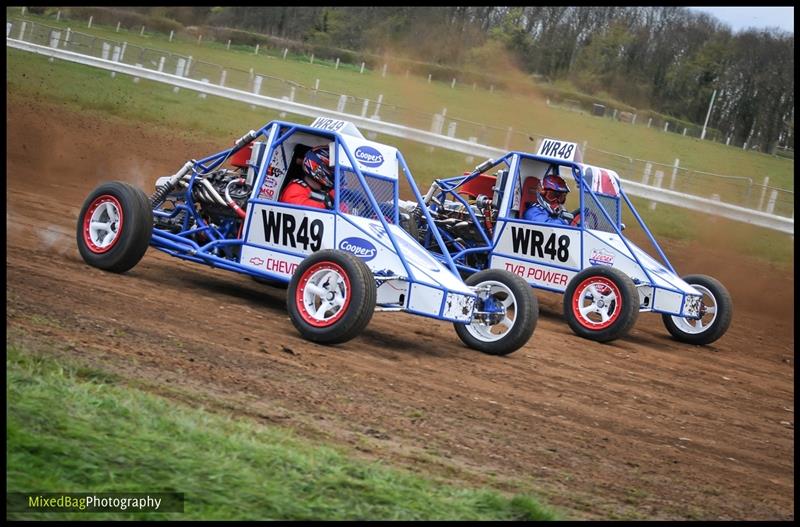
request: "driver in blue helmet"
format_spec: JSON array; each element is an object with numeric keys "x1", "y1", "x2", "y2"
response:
[{"x1": 523, "y1": 173, "x2": 572, "y2": 225}]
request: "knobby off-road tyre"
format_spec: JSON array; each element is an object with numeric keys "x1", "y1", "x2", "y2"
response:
[
  {"x1": 662, "y1": 274, "x2": 732, "y2": 345},
  {"x1": 76, "y1": 181, "x2": 153, "y2": 273},
  {"x1": 454, "y1": 269, "x2": 538, "y2": 356},
  {"x1": 563, "y1": 266, "x2": 639, "y2": 343},
  {"x1": 287, "y1": 250, "x2": 376, "y2": 345}
]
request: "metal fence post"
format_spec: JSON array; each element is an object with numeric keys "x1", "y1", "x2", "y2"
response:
[
  {"x1": 649, "y1": 170, "x2": 664, "y2": 210},
  {"x1": 372, "y1": 94, "x2": 383, "y2": 119},
  {"x1": 116, "y1": 21, "x2": 121, "y2": 32},
  {"x1": 447, "y1": 121, "x2": 457, "y2": 138},
  {"x1": 757, "y1": 177, "x2": 769, "y2": 210},
  {"x1": 670, "y1": 158, "x2": 679, "y2": 189},
  {"x1": 642, "y1": 162, "x2": 652, "y2": 185},
  {"x1": 361, "y1": 99, "x2": 369, "y2": 117},
  {"x1": 219, "y1": 69, "x2": 227, "y2": 87},
  {"x1": 766, "y1": 190, "x2": 778, "y2": 214},
  {"x1": 504, "y1": 127, "x2": 513, "y2": 149},
  {"x1": 336, "y1": 94, "x2": 347, "y2": 112},
  {"x1": 88, "y1": 16, "x2": 93, "y2": 29}
]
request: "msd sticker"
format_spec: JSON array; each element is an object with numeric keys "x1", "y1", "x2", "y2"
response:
[
  {"x1": 339, "y1": 237, "x2": 377, "y2": 261},
  {"x1": 589, "y1": 248, "x2": 615, "y2": 266}
]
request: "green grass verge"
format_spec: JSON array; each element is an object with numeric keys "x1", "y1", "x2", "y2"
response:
[
  {"x1": 6, "y1": 47, "x2": 793, "y2": 267},
  {"x1": 9, "y1": 9, "x2": 794, "y2": 190},
  {"x1": 6, "y1": 340, "x2": 557, "y2": 520}
]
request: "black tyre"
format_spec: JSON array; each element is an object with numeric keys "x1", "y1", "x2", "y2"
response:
[
  {"x1": 76, "y1": 181, "x2": 153, "y2": 273},
  {"x1": 662, "y1": 274, "x2": 732, "y2": 345},
  {"x1": 454, "y1": 269, "x2": 538, "y2": 355},
  {"x1": 287, "y1": 250, "x2": 376, "y2": 344},
  {"x1": 563, "y1": 266, "x2": 639, "y2": 342}
]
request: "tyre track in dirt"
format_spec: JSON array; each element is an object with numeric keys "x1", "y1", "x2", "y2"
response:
[{"x1": 6, "y1": 96, "x2": 794, "y2": 519}]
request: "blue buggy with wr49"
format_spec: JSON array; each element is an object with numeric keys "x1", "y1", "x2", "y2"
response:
[{"x1": 76, "y1": 117, "x2": 538, "y2": 355}]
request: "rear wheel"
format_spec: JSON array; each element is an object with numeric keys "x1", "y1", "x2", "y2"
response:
[
  {"x1": 454, "y1": 269, "x2": 538, "y2": 355},
  {"x1": 287, "y1": 250, "x2": 376, "y2": 344},
  {"x1": 662, "y1": 274, "x2": 732, "y2": 345},
  {"x1": 76, "y1": 181, "x2": 153, "y2": 273},
  {"x1": 563, "y1": 266, "x2": 639, "y2": 342}
]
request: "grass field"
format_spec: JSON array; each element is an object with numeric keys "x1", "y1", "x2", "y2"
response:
[
  {"x1": 9, "y1": 8, "x2": 795, "y2": 191},
  {"x1": 7, "y1": 334, "x2": 556, "y2": 520},
  {"x1": 6, "y1": 47, "x2": 794, "y2": 266}
]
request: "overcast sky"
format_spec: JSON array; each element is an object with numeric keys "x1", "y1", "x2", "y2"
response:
[{"x1": 688, "y1": 6, "x2": 794, "y2": 34}]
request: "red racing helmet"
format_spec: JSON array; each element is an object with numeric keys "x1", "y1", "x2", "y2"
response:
[
  {"x1": 302, "y1": 145, "x2": 334, "y2": 189},
  {"x1": 537, "y1": 173, "x2": 570, "y2": 214}
]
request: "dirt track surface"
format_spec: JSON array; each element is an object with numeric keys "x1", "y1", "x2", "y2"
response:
[{"x1": 6, "y1": 97, "x2": 794, "y2": 520}]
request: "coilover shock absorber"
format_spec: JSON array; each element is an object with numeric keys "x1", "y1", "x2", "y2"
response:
[{"x1": 150, "y1": 160, "x2": 195, "y2": 208}]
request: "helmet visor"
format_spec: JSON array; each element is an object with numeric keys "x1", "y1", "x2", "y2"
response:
[{"x1": 543, "y1": 189, "x2": 567, "y2": 205}]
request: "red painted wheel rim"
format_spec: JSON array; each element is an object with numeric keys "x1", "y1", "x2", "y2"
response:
[
  {"x1": 571, "y1": 276, "x2": 622, "y2": 330},
  {"x1": 82, "y1": 194, "x2": 124, "y2": 254},
  {"x1": 295, "y1": 261, "x2": 352, "y2": 328}
]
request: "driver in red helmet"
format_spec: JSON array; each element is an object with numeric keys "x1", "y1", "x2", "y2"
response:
[
  {"x1": 280, "y1": 145, "x2": 336, "y2": 210},
  {"x1": 523, "y1": 173, "x2": 573, "y2": 225}
]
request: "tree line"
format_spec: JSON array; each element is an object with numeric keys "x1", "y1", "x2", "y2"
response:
[{"x1": 137, "y1": 7, "x2": 793, "y2": 153}]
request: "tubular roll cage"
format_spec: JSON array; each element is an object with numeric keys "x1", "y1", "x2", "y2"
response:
[
  {"x1": 148, "y1": 120, "x2": 462, "y2": 285},
  {"x1": 424, "y1": 152, "x2": 680, "y2": 292}
]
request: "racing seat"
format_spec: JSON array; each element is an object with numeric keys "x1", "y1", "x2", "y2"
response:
[
  {"x1": 275, "y1": 143, "x2": 312, "y2": 199},
  {"x1": 518, "y1": 176, "x2": 540, "y2": 218},
  {"x1": 458, "y1": 172, "x2": 496, "y2": 200}
]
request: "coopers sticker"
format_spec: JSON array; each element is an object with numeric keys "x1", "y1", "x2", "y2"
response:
[
  {"x1": 339, "y1": 237, "x2": 377, "y2": 261},
  {"x1": 354, "y1": 146, "x2": 384, "y2": 167}
]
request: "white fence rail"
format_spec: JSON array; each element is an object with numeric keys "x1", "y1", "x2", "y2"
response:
[{"x1": 7, "y1": 36, "x2": 794, "y2": 235}]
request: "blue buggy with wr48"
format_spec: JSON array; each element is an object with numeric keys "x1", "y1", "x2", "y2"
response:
[{"x1": 403, "y1": 138, "x2": 732, "y2": 345}]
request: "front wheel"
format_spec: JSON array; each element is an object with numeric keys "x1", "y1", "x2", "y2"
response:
[
  {"x1": 662, "y1": 274, "x2": 732, "y2": 345},
  {"x1": 563, "y1": 266, "x2": 639, "y2": 342},
  {"x1": 287, "y1": 250, "x2": 376, "y2": 345},
  {"x1": 454, "y1": 269, "x2": 538, "y2": 355},
  {"x1": 76, "y1": 181, "x2": 153, "y2": 273}
]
